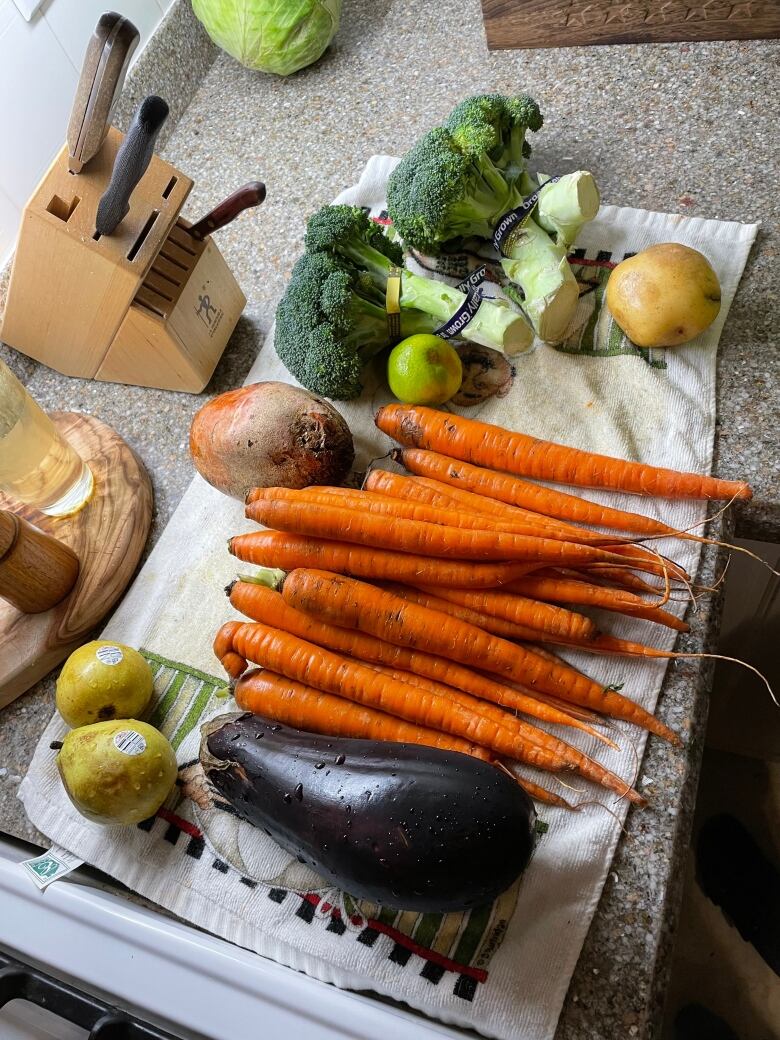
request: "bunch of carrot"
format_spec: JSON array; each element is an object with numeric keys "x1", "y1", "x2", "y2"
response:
[{"x1": 215, "y1": 404, "x2": 753, "y2": 811}]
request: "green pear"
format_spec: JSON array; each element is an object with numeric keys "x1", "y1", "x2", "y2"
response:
[
  {"x1": 56, "y1": 719, "x2": 177, "y2": 826},
  {"x1": 56, "y1": 641, "x2": 153, "y2": 728}
]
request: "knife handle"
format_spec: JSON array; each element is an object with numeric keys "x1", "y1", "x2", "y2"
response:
[
  {"x1": 67, "y1": 13, "x2": 139, "y2": 174},
  {"x1": 95, "y1": 95, "x2": 169, "y2": 237},
  {"x1": 188, "y1": 181, "x2": 266, "y2": 241}
]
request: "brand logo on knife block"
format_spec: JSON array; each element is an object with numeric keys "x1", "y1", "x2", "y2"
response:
[{"x1": 195, "y1": 287, "x2": 224, "y2": 338}]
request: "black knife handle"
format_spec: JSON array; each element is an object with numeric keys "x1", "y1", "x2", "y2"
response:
[
  {"x1": 188, "y1": 181, "x2": 267, "y2": 240},
  {"x1": 95, "y1": 95, "x2": 169, "y2": 236}
]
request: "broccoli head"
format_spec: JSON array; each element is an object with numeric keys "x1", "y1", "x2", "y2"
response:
[
  {"x1": 386, "y1": 125, "x2": 520, "y2": 254},
  {"x1": 305, "y1": 204, "x2": 404, "y2": 271},
  {"x1": 446, "y1": 93, "x2": 543, "y2": 180},
  {"x1": 274, "y1": 251, "x2": 391, "y2": 400}
]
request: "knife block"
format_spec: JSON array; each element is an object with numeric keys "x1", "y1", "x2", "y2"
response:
[{"x1": 1, "y1": 127, "x2": 246, "y2": 393}]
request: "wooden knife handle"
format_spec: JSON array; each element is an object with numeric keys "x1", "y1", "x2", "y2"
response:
[
  {"x1": 189, "y1": 181, "x2": 266, "y2": 241},
  {"x1": 67, "y1": 13, "x2": 139, "y2": 174},
  {"x1": 0, "y1": 511, "x2": 79, "y2": 614}
]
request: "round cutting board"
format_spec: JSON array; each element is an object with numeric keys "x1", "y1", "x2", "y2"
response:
[{"x1": 0, "y1": 411, "x2": 153, "y2": 708}]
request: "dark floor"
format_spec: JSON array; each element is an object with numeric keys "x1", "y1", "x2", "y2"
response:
[{"x1": 662, "y1": 541, "x2": 780, "y2": 1040}]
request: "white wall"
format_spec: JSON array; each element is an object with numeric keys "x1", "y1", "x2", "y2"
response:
[{"x1": 0, "y1": 0, "x2": 174, "y2": 268}]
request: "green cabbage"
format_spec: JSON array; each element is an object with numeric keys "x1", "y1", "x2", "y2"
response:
[{"x1": 192, "y1": 0, "x2": 341, "y2": 76}]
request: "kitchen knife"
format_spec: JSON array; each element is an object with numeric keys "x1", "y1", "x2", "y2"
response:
[
  {"x1": 95, "y1": 95, "x2": 169, "y2": 237},
  {"x1": 188, "y1": 181, "x2": 267, "y2": 240},
  {"x1": 67, "y1": 12, "x2": 140, "y2": 174}
]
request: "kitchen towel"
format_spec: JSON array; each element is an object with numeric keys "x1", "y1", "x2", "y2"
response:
[{"x1": 20, "y1": 157, "x2": 758, "y2": 1040}]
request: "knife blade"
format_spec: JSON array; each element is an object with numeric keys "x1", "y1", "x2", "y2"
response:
[
  {"x1": 188, "y1": 181, "x2": 267, "y2": 241},
  {"x1": 95, "y1": 95, "x2": 169, "y2": 237},
  {"x1": 67, "y1": 12, "x2": 139, "y2": 174}
]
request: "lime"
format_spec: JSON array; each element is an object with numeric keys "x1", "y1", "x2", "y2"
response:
[{"x1": 387, "y1": 335, "x2": 463, "y2": 405}]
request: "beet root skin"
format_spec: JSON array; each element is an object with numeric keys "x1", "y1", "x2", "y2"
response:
[{"x1": 189, "y1": 381, "x2": 354, "y2": 500}]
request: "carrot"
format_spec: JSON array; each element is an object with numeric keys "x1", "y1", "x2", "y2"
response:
[
  {"x1": 389, "y1": 584, "x2": 565, "y2": 644},
  {"x1": 415, "y1": 585, "x2": 598, "y2": 641},
  {"x1": 227, "y1": 579, "x2": 608, "y2": 742},
  {"x1": 367, "y1": 468, "x2": 689, "y2": 582},
  {"x1": 251, "y1": 484, "x2": 614, "y2": 545},
  {"x1": 506, "y1": 575, "x2": 689, "y2": 632},
  {"x1": 391, "y1": 449, "x2": 680, "y2": 536},
  {"x1": 229, "y1": 530, "x2": 540, "y2": 588},
  {"x1": 357, "y1": 663, "x2": 569, "y2": 773},
  {"x1": 606, "y1": 543, "x2": 690, "y2": 582},
  {"x1": 233, "y1": 668, "x2": 492, "y2": 760},
  {"x1": 359, "y1": 659, "x2": 642, "y2": 803},
  {"x1": 277, "y1": 568, "x2": 681, "y2": 744},
  {"x1": 366, "y1": 469, "x2": 584, "y2": 532},
  {"x1": 245, "y1": 495, "x2": 645, "y2": 568},
  {"x1": 520, "y1": 689, "x2": 603, "y2": 724},
  {"x1": 509, "y1": 772, "x2": 576, "y2": 809},
  {"x1": 574, "y1": 566, "x2": 666, "y2": 595},
  {"x1": 377, "y1": 405, "x2": 752, "y2": 501},
  {"x1": 365, "y1": 468, "x2": 620, "y2": 545},
  {"x1": 213, "y1": 620, "x2": 609, "y2": 767}
]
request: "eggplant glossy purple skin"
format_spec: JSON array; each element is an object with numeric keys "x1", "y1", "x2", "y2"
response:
[{"x1": 200, "y1": 712, "x2": 537, "y2": 913}]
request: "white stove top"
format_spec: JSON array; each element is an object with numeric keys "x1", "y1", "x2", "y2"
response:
[{"x1": 0, "y1": 836, "x2": 462, "y2": 1040}]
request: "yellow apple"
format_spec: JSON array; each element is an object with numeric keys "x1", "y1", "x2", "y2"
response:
[{"x1": 606, "y1": 243, "x2": 721, "y2": 348}]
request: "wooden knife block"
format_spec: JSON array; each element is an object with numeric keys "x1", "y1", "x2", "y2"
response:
[{"x1": 1, "y1": 127, "x2": 246, "y2": 393}]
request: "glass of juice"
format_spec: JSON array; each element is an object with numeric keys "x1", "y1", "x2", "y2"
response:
[{"x1": 0, "y1": 359, "x2": 93, "y2": 516}]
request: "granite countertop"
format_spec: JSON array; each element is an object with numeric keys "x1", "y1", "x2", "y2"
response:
[{"x1": 1, "y1": 2, "x2": 778, "y2": 1037}]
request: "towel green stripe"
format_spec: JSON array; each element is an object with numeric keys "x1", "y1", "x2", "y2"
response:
[
  {"x1": 149, "y1": 670, "x2": 187, "y2": 729},
  {"x1": 452, "y1": 901, "x2": 493, "y2": 967},
  {"x1": 171, "y1": 681, "x2": 216, "y2": 750}
]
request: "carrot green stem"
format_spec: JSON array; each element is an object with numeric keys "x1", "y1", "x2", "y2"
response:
[{"x1": 235, "y1": 567, "x2": 287, "y2": 590}]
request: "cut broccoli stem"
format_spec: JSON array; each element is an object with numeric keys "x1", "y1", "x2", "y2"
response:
[
  {"x1": 529, "y1": 171, "x2": 601, "y2": 248},
  {"x1": 500, "y1": 217, "x2": 579, "y2": 344}
]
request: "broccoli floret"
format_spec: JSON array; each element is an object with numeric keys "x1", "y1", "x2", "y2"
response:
[
  {"x1": 386, "y1": 128, "x2": 519, "y2": 254},
  {"x1": 305, "y1": 204, "x2": 405, "y2": 271},
  {"x1": 305, "y1": 205, "x2": 533, "y2": 356},
  {"x1": 446, "y1": 93, "x2": 543, "y2": 182},
  {"x1": 274, "y1": 251, "x2": 438, "y2": 400}
]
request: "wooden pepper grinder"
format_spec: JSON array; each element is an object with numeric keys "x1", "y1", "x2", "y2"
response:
[{"x1": 0, "y1": 510, "x2": 80, "y2": 614}]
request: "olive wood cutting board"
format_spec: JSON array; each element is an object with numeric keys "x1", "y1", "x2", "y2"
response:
[
  {"x1": 0, "y1": 412, "x2": 152, "y2": 708},
  {"x1": 480, "y1": 0, "x2": 780, "y2": 49}
]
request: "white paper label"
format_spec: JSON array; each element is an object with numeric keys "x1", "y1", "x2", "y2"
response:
[
  {"x1": 96, "y1": 645, "x2": 123, "y2": 666},
  {"x1": 21, "y1": 844, "x2": 84, "y2": 890},
  {"x1": 113, "y1": 729, "x2": 146, "y2": 756}
]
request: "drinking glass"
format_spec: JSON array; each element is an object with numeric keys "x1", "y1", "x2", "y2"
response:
[{"x1": 0, "y1": 359, "x2": 93, "y2": 516}]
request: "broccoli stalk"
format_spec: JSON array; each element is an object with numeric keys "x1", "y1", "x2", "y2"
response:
[
  {"x1": 500, "y1": 219, "x2": 580, "y2": 345},
  {"x1": 523, "y1": 170, "x2": 601, "y2": 248},
  {"x1": 306, "y1": 205, "x2": 533, "y2": 356}
]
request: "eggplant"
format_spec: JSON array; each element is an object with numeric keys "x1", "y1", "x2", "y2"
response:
[{"x1": 200, "y1": 712, "x2": 537, "y2": 912}]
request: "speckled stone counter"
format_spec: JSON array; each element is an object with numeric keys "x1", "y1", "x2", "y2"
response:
[{"x1": 1, "y1": 2, "x2": 777, "y2": 1037}]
